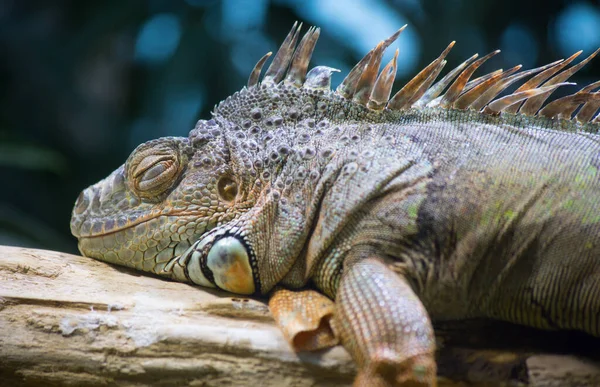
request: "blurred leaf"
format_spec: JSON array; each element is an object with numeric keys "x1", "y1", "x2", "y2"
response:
[{"x1": 0, "y1": 143, "x2": 67, "y2": 175}]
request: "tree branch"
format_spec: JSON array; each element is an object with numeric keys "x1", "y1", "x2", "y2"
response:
[{"x1": 0, "y1": 246, "x2": 598, "y2": 386}]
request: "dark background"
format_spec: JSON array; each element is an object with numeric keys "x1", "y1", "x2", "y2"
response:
[{"x1": 1, "y1": 0, "x2": 599, "y2": 254}]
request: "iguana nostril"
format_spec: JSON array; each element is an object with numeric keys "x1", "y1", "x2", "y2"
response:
[
  {"x1": 74, "y1": 191, "x2": 90, "y2": 214},
  {"x1": 112, "y1": 170, "x2": 126, "y2": 190}
]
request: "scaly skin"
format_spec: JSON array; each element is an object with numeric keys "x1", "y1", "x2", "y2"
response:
[{"x1": 71, "y1": 24, "x2": 600, "y2": 386}]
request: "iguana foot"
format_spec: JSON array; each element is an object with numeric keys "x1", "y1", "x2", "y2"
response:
[
  {"x1": 268, "y1": 287, "x2": 338, "y2": 351},
  {"x1": 354, "y1": 353, "x2": 437, "y2": 387}
]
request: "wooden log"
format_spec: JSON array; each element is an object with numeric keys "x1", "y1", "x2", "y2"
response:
[{"x1": 0, "y1": 245, "x2": 598, "y2": 386}]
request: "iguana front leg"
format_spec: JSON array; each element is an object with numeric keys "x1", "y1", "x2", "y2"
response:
[
  {"x1": 269, "y1": 250, "x2": 437, "y2": 386},
  {"x1": 334, "y1": 251, "x2": 436, "y2": 387}
]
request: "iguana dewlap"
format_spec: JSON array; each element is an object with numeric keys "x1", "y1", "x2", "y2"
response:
[{"x1": 71, "y1": 23, "x2": 600, "y2": 386}]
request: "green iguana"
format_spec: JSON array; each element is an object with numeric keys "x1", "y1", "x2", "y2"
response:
[{"x1": 70, "y1": 23, "x2": 600, "y2": 386}]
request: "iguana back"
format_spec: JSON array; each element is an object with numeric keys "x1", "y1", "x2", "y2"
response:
[{"x1": 364, "y1": 109, "x2": 600, "y2": 330}]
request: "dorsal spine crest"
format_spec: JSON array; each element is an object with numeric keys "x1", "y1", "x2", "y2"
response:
[{"x1": 237, "y1": 23, "x2": 600, "y2": 129}]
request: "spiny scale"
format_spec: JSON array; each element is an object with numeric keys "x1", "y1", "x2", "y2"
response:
[
  {"x1": 453, "y1": 65, "x2": 521, "y2": 111},
  {"x1": 414, "y1": 53, "x2": 478, "y2": 108},
  {"x1": 575, "y1": 80, "x2": 600, "y2": 123},
  {"x1": 519, "y1": 48, "x2": 599, "y2": 115},
  {"x1": 466, "y1": 60, "x2": 563, "y2": 112},
  {"x1": 463, "y1": 68, "x2": 502, "y2": 94},
  {"x1": 484, "y1": 83, "x2": 575, "y2": 114},
  {"x1": 262, "y1": 21, "x2": 302, "y2": 85},
  {"x1": 502, "y1": 51, "x2": 582, "y2": 114},
  {"x1": 284, "y1": 26, "x2": 321, "y2": 87},
  {"x1": 248, "y1": 52, "x2": 272, "y2": 87},
  {"x1": 368, "y1": 49, "x2": 398, "y2": 111},
  {"x1": 439, "y1": 50, "x2": 501, "y2": 108},
  {"x1": 353, "y1": 41, "x2": 386, "y2": 105},
  {"x1": 246, "y1": 22, "x2": 600, "y2": 125},
  {"x1": 387, "y1": 41, "x2": 455, "y2": 110},
  {"x1": 337, "y1": 25, "x2": 406, "y2": 100}
]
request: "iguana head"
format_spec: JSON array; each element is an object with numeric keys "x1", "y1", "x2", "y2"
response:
[
  {"x1": 71, "y1": 22, "x2": 600, "y2": 295},
  {"x1": 71, "y1": 24, "x2": 369, "y2": 295}
]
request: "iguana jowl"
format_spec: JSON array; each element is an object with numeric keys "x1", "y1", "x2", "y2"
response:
[{"x1": 71, "y1": 23, "x2": 600, "y2": 386}]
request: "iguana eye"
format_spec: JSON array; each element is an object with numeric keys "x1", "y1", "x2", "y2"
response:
[
  {"x1": 206, "y1": 237, "x2": 255, "y2": 294},
  {"x1": 127, "y1": 143, "x2": 182, "y2": 198}
]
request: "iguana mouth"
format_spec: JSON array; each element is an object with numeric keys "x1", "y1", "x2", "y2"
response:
[
  {"x1": 73, "y1": 210, "x2": 208, "y2": 239},
  {"x1": 75, "y1": 208, "x2": 212, "y2": 275}
]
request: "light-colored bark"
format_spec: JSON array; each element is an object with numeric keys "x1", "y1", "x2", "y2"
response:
[{"x1": 0, "y1": 245, "x2": 598, "y2": 386}]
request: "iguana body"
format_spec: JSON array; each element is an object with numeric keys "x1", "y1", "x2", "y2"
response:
[{"x1": 71, "y1": 23, "x2": 600, "y2": 386}]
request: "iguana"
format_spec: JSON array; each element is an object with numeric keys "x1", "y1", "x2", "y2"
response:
[{"x1": 70, "y1": 23, "x2": 600, "y2": 386}]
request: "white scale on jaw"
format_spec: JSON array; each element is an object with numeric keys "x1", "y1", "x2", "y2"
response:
[
  {"x1": 207, "y1": 237, "x2": 255, "y2": 294},
  {"x1": 161, "y1": 232, "x2": 255, "y2": 294},
  {"x1": 187, "y1": 239, "x2": 214, "y2": 288}
]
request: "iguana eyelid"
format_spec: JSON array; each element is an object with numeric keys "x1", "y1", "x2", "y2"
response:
[
  {"x1": 140, "y1": 161, "x2": 169, "y2": 181},
  {"x1": 132, "y1": 154, "x2": 176, "y2": 178},
  {"x1": 137, "y1": 160, "x2": 177, "y2": 191}
]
